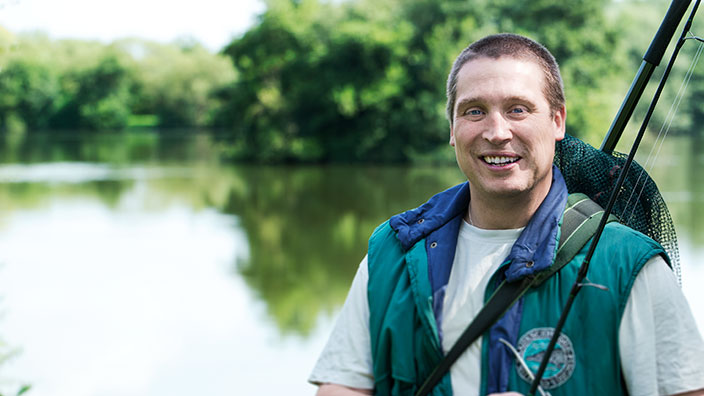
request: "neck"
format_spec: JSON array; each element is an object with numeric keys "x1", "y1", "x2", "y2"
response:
[{"x1": 466, "y1": 178, "x2": 552, "y2": 230}]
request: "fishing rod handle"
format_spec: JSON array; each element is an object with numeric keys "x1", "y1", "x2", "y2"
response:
[{"x1": 644, "y1": 0, "x2": 691, "y2": 65}]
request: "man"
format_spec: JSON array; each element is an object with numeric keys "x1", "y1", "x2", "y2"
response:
[{"x1": 309, "y1": 34, "x2": 704, "y2": 395}]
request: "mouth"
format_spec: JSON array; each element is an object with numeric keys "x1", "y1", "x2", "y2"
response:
[{"x1": 481, "y1": 155, "x2": 520, "y2": 167}]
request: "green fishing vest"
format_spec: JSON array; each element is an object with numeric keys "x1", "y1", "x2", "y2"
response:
[
  {"x1": 368, "y1": 210, "x2": 665, "y2": 395},
  {"x1": 368, "y1": 220, "x2": 450, "y2": 396}
]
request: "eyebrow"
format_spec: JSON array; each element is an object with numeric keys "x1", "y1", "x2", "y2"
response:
[{"x1": 455, "y1": 95, "x2": 536, "y2": 110}]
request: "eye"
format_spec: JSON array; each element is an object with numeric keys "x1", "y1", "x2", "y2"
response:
[
  {"x1": 463, "y1": 108, "x2": 484, "y2": 117},
  {"x1": 507, "y1": 106, "x2": 529, "y2": 118}
]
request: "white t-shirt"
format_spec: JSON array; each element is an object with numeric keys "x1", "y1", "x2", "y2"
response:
[{"x1": 309, "y1": 220, "x2": 704, "y2": 395}]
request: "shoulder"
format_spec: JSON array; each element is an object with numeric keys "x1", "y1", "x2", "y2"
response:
[
  {"x1": 585, "y1": 222, "x2": 669, "y2": 311},
  {"x1": 603, "y1": 220, "x2": 651, "y2": 238},
  {"x1": 368, "y1": 220, "x2": 400, "y2": 260},
  {"x1": 594, "y1": 221, "x2": 667, "y2": 267},
  {"x1": 600, "y1": 221, "x2": 666, "y2": 259},
  {"x1": 387, "y1": 182, "x2": 469, "y2": 251},
  {"x1": 369, "y1": 219, "x2": 394, "y2": 242}
]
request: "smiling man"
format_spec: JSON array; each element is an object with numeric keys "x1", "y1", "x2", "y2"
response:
[
  {"x1": 449, "y1": 54, "x2": 564, "y2": 230},
  {"x1": 309, "y1": 34, "x2": 704, "y2": 396}
]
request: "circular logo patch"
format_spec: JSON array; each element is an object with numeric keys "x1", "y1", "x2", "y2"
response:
[{"x1": 515, "y1": 327, "x2": 575, "y2": 389}]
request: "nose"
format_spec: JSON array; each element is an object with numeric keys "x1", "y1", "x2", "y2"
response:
[{"x1": 482, "y1": 111, "x2": 512, "y2": 144}]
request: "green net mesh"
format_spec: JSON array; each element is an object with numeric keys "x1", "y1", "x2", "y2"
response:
[{"x1": 554, "y1": 134, "x2": 680, "y2": 282}]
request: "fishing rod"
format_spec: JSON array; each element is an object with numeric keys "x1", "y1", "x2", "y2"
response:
[
  {"x1": 528, "y1": 0, "x2": 700, "y2": 394},
  {"x1": 601, "y1": 0, "x2": 692, "y2": 153}
]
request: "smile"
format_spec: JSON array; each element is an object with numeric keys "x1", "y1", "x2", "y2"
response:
[{"x1": 482, "y1": 156, "x2": 520, "y2": 166}]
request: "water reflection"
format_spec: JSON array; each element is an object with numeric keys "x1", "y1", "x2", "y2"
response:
[
  {"x1": 0, "y1": 142, "x2": 471, "y2": 395},
  {"x1": 0, "y1": 133, "x2": 700, "y2": 396},
  {"x1": 637, "y1": 133, "x2": 704, "y2": 247},
  {"x1": 0, "y1": 197, "x2": 252, "y2": 396},
  {"x1": 225, "y1": 165, "x2": 465, "y2": 335}
]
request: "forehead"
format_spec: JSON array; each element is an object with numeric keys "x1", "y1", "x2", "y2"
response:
[{"x1": 455, "y1": 56, "x2": 548, "y2": 104}]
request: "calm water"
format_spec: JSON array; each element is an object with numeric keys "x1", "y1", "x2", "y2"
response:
[{"x1": 0, "y1": 132, "x2": 701, "y2": 396}]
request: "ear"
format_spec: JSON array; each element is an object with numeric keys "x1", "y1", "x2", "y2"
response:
[
  {"x1": 553, "y1": 105, "x2": 566, "y2": 141},
  {"x1": 450, "y1": 125, "x2": 456, "y2": 147}
]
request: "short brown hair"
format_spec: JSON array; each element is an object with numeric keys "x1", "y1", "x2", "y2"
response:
[{"x1": 446, "y1": 33, "x2": 565, "y2": 125}]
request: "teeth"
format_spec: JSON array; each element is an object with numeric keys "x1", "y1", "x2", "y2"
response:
[{"x1": 483, "y1": 156, "x2": 518, "y2": 165}]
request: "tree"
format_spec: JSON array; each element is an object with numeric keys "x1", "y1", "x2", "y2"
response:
[
  {"x1": 0, "y1": 33, "x2": 235, "y2": 132},
  {"x1": 51, "y1": 54, "x2": 134, "y2": 130},
  {"x1": 220, "y1": 0, "x2": 633, "y2": 162},
  {"x1": 220, "y1": 0, "x2": 455, "y2": 162},
  {"x1": 125, "y1": 39, "x2": 235, "y2": 128},
  {"x1": 0, "y1": 59, "x2": 58, "y2": 132}
]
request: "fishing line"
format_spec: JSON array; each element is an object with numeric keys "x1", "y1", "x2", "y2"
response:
[
  {"x1": 622, "y1": 39, "x2": 704, "y2": 225},
  {"x1": 624, "y1": 41, "x2": 702, "y2": 202},
  {"x1": 685, "y1": 34, "x2": 704, "y2": 42}
]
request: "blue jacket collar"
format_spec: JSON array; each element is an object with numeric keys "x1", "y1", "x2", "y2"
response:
[
  {"x1": 389, "y1": 182, "x2": 469, "y2": 251},
  {"x1": 503, "y1": 167, "x2": 568, "y2": 282},
  {"x1": 389, "y1": 165, "x2": 568, "y2": 282}
]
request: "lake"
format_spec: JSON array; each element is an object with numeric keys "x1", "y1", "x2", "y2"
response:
[{"x1": 0, "y1": 131, "x2": 701, "y2": 396}]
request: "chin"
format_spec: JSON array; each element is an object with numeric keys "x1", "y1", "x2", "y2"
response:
[
  {"x1": 473, "y1": 183, "x2": 529, "y2": 199},
  {"x1": 489, "y1": 187, "x2": 529, "y2": 198},
  {"x1": 480, "y1": 177, "x2": 528, "y2": 192}
]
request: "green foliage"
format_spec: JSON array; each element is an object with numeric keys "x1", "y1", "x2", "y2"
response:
[
  {"x1": 0, "y1": 59, "x2": 59, "y2": 132},
  {"x1": 220, "y1": 0, "x2": 652, "y2": 162},
  {"x1": 76, "y1": 56, "x2": 133, "y2": 130},
  {"x1": 125, "y1": 39, "x2": 235, "y2": 128},
  {"x1": 227, "y1": 164, "x2": 466, "y2": 335},
  {"x1": 43, "y1": 52, "x2": 134, "y2": 130},
  {"x1": 0, "y1": 33, "x2": 234, "y2": 132},
  {"x1": 219, "y1": 0, "x2": 455, "y2": 163},
  {"x1": 0, "y1": 0, "x2": 698, "y2": 161},
  {"x1": 127, "y1": 114, "x2": 159, "y2": 128}
]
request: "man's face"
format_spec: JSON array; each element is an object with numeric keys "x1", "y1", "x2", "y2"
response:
[{"x1": 450, "y1": 56, "x2": 565, "y2": 203}]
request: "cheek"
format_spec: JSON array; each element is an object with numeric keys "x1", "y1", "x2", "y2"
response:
[
  {"x1": 453, "y1": 126, "x2": 479, "y2": 146},
  {"x1": 535, "y1": 138, "x2": 557, "y2": 166}
]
